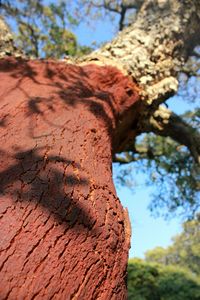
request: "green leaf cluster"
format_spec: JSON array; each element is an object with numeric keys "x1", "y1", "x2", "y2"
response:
[
  {"x1": 128, "y1": 258, "x2": 200, "y2": 300},
  {"x1": 145, "y1": 215, "x2": 200, "y2": 276},
  {"x1": 2, "y1": 0, "x2": 92, "y2": 58},
  {"x1": 143, "y1": 134, "x2": 200, "y2": 219}
]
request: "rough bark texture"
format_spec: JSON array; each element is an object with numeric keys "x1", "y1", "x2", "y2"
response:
[
  {"x1": 82, "y1": 0, "x2": 200, "y2": 104},
  {"x1": 0, "y1": 58, "x2": 139, "y2": 299}
]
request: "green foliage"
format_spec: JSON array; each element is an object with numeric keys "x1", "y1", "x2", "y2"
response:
[
  {"x1": 128, "y1": 258, "x2": 200, "y2": 300},
  {"x1": 145, "y1": 215, "x2": 200, "y2": 276},
  {"x1": 157, "y1": 265, "x2": 200, "y2": 300},
  {"x1": 143, "y1": 134, "x2": 200, "y2": 219},
  {"x1": 1, "y1": 0, "x2": 92, "y2": 58},
  {"x1": 128, "y1": 259, "x2": 160, "y2": 300},
  {"x1": 115, "y1": 115, "x2": 200, "y2": 219},
  {"x1": 144, "y1": 247, "x2": 168, "y2": 265}
]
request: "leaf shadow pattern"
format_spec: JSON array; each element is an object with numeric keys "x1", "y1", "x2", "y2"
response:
[{"x1": 0, "y1": 58, "x2": 119, "y2": 138}]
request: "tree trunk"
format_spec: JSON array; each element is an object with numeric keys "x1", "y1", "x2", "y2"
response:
[{"x1": 0, "y1": 58, "x2": 139, "y2": 299}]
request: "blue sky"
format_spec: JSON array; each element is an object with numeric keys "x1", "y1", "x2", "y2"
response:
[{"x1": 117, "y1": 187, "x2": 181, "y2": 258}]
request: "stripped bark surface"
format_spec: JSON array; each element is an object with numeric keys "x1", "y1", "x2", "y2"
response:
[{"x1": 0, "y1": 58, "x2": 139, "y2": 299}]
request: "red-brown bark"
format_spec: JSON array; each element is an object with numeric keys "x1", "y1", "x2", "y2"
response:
[{"x1": 0, "y1": 58, "x2": 139, "y2": 299}]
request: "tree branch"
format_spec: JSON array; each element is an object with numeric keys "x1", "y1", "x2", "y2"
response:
[
  {"x1": 119, "y1": 4, "x2": 127, "y2": 31},
  {"x1": 113, "y1": 148, "x2": 163, "y2": 164},
  {"x1": 82, "y1": 0, "x2": 200, "y2": 106},
  {"x1": 18, "y1": 20, "x2": 39, "y2": 57},
  {"x1": 86, "y1": 0, "x2": 142, "y2": 31},
  {"x1": 141, "y1": 105, "x2": 200, "y2": 164}
]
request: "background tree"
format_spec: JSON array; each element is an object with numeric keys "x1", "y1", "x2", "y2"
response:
[
  {"x1": 1, "y1": 0, "x2": 91, "y2": 58},
  {"x1": 145, "y1": 214, "x2": 200, "y2": 276},
  {"x1": 128, "y1": 258, "x2": 200, "y2": 300}
]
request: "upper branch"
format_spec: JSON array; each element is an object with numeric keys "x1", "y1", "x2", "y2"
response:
[
  {"x1": 140, "y1": 105, "x2": 200, "y2": 164},
  {"x1": 82, "y1": 0, "x2": 200, "y2": 105}
]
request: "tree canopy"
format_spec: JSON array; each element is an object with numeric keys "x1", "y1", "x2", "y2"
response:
[
  {"x1": 0, "y1": 0, "x2": 92, "y2": 58},
  {"x1": 128, "y1": 258, "x2": 200, "y2": 300},
  {"x1": 129, "y1": 214, "x2": 200, "y2": 299},
  {"x1": 145, "y1": 214, "x2": 200, "y2": 276}
]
